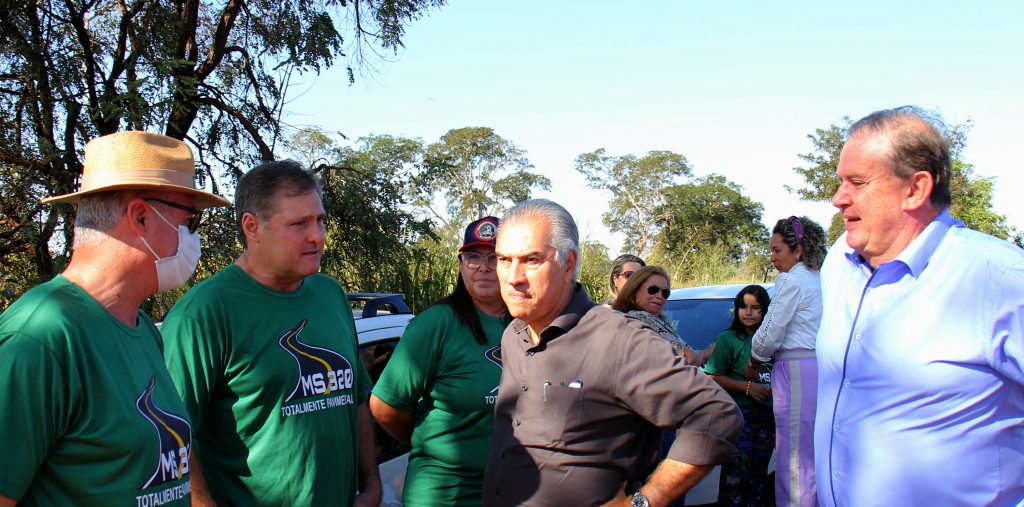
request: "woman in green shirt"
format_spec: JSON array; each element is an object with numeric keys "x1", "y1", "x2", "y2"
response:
[{"x1": 369, "y1": 217, "x2": 510, "y2": 507}]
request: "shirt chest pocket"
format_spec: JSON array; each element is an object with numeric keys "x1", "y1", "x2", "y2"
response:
[{"x1": 517, "y1": 382, "x2": 585, "y2": 445}]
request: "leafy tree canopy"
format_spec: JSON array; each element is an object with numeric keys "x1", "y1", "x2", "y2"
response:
[
  {"x1": 655, "y1": 174, "x2": 770, "y2": 266},
  {"x1": 574, "y1": 148, "x2": 692, "y2": 256},
  {"x1": 419, "y1": 127, "x2": 550, "y2": 232},
  {"x1": 0, "y1": 0, "x2": 444, "y2": 305}
]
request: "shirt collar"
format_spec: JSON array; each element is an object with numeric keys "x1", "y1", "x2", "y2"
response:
[
  {"x1": 842, "y1": 209, "x2": 962, "y2": 278},
  {"x1": 509, "y1": 283, "x2": 596, "y2": 344}
]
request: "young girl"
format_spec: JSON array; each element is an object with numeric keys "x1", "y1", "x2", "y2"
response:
[{"x1": 704, "y1": 285, "x2": 775, "y2": 506}]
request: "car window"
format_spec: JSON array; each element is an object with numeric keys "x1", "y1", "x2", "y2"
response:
[
  {"x1": 662, "y1": 299, "x2": 734, "y2": 351},
  {"x1": 359, "y1": 339, "x2": 411, "y2": 463}
]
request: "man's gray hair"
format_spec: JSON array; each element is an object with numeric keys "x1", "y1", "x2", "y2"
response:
[
  {"x1": 72, "y1": 190, "x2": 142, "y2": 248},
  {"x1": 847, "y1": 105, "x2": 952, "y2": 209},
  {"x1": 500, "y1": 199, "x2": 580, "y2": 279}
]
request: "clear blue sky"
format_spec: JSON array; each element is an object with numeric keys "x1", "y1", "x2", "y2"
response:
[{"x1": 288, "y1": 0, "x2": 1023, "y2": 254}]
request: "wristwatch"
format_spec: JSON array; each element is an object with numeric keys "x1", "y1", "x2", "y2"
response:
[{"x1": 631, "y1": 491, "x2": 650, "y2": 507}]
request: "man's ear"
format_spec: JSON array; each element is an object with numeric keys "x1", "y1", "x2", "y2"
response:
[
  {"x1": 564, "y1": 249, "x2": 578, "y2": 278},
  {"x1": 902, "y1": 171, "x2": 935, "y2": 212},
  {"x1": 126, "y1": 198, "x2": 149, "y2": 235},
  {"x1": 240, "y1": 212, "x2": 262, "y2": 244}
]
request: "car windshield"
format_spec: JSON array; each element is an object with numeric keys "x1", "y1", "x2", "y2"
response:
[{"x1": 662, "y1": 298, "x2": 735, "y2": 351}]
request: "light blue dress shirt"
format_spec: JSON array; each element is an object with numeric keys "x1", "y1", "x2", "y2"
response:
[{"x1": 815, "y1": 210, "x2": 1024, "y2": 507}]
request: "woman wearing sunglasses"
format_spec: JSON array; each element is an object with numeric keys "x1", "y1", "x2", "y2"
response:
[{"x1": 611, "y1": 265, "x2": 707, "y2": 366}]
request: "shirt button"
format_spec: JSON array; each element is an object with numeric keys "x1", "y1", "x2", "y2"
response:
[
  {"x1": 834, "y1": 425, "x2": 840, "y2": 432},
  {"x1": 501, "y1": 450, "x2": 508, "y2": 458},
  {"x1": 521, "y1": 385, "x2": 528, "y2": 391},
  {"x1": 515, "y1": 419, "x2": 521, "y2": 426},
  {"x1": 855, "y1": 333, "x2": 862, "y2": 341},
  {"x1": 844, "y1": 381, "x2": 851, "y2": 388}
]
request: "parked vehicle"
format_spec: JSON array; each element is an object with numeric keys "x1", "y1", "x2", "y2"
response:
[
  {"x1": 661, "y1": 282, "x2": 774, "y2": 506},
  {"x1": 664, "y1": 283, "x2": 775, "y2": 351},
  {"x1": 350, "y1": 293, "x2": 415, "y2": 507}
]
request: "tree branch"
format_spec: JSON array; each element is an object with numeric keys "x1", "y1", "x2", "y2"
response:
[{"x1": 197, "y1": 95, "x2": 274, "y2": 161}]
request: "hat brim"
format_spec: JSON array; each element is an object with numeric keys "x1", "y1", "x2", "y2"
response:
[
  {"x1": 42, "y1": 182, "x2": 231, "y2": 209},
  {"x1": 459, "y1": 241, "x2": 496, "y2": 252}
]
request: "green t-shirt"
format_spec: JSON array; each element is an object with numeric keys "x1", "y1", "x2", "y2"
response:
[
  {"x1": 161, "y1": 265, "x2": 371, "y2": 506},
  {"x1": 0, "y1": 276, "x2": 192, "y2": 506},
  {"x1": 703, "y1": 329, "x2": 771, "y2": 407},
  {"x1": 372, "y1": 304, "x2": 508, "y2": 507}
]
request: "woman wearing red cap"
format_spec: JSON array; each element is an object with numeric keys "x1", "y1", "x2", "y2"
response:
[{"x1": 370, "y1": 217, "x2": 510, "y2": 507}]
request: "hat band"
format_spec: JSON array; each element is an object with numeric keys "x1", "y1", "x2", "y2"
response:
[{"x1": 81, "y1": 168, "x2": 195, "y2": 190}]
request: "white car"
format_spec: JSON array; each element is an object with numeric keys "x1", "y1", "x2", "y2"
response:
[{"x1": 350, "y1": 293, "x2": 415, "y2": 507}]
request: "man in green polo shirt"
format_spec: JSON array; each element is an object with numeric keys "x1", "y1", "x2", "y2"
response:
[
  {"x1": 161, "y1": 160, "x2": 381, "y2": 506},
  {"x1": 0, "y1": 131, "x2": 230, "y2": 506}
]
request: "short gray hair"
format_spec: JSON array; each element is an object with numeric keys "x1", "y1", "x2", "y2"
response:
[
  {"x1": 847, "y1": 106, "x2": 952, "y2": 209},
  {"x1": 72, "y1": 190, "x2": 142, "y2": 248},
  {"x1": 500, "y1": 199, "x2": 580, "y2": 279}
]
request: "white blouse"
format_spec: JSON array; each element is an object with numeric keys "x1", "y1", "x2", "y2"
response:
[{"x1": 751, "y1": 262, "x2": 822, "y2": 361}]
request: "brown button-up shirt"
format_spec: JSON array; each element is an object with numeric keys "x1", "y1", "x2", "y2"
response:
[{"x1": 483, "y1": 285, "x2": 742, "y2": 507}]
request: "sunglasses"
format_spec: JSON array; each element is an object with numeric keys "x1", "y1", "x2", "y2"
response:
[
  {"x1": 645, "y1": 284, "x2": 670, "y2": 298},
  {"x1": 145, "y1": 198, "x2": 203, "y2": 233},
  {"x1": 618, "y1": 270, "x2": 636, "y2": 279}
]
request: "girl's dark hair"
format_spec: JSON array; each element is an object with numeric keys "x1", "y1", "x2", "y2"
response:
[
  {"x1": 434, "y1": 273, "x2": 500, "y2": 345},
  {"x1": 729, "y1": 284, "x2": 771, "y2": 334},
  {"x1": 772, "y1": 215, "x2": 827, "y2": 271},
  {"x1": 608, "y1": 254, "x2": 646, "y2": 297}
]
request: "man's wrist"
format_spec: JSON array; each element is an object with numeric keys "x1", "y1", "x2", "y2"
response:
[{"x1": 631, "y1": 490, "x2": 650, "y2": 507}]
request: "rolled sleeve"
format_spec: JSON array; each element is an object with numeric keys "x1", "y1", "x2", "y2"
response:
[{"x1": 615, "y1": 325, "x2": 743, "y2": 465}]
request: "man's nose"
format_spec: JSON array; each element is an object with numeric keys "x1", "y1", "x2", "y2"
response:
[
  {"x1": 502, "y1": 260, "x2": 526, "y2": 284},
  {"x1": 832, "y1": 185, "x2": 851, "y2": 209}
]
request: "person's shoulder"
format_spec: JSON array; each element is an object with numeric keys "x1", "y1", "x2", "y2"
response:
[
  {"x1": 947, "y1": 227, "x2": 1024, "y2": 268},
  {"x1": 165, "y1": 266, "x2": 239, "y2": 317},
  {"x1": 406, "y1": 303, "x2": 455, "y2": 330},
  {"x1": 0, "y1": 280, "x2": 93, "y2": 353}
]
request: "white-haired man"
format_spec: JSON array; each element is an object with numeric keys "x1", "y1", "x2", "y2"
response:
[
  {"x1": 0, "y1": 131, "x2": 229, "y2": 506},
  {"x1": 483, "y1": 199, "x2": 742, "y2": 507}
]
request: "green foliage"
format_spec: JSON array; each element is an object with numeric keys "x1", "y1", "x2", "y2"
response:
[
  {"x1": 419, "y1": 127, "x2": 550, "y2": 228},
  {"x1": 574, "y1": 149, "x2": 692, "y2": 255},
  {"x1": 317, "y1": 135, "x2": 435, "y2": 300},
  {"x1": 577, "y1": 240, "x2": 613, "y2": 302},
  {"x1": 787, "y1": 121, "x2": 850, "y2": 200},
  {"x1": 948, "y1": 161, "x2": 1010, "y2": 238},
  {"x1": 790, "y1": 118, "x2": 1012, "y2": 239},
  {"x1": 0, "y1": 0, "x2": 444, "y2": 301},
  {"x1": 655, "y1": 173, "x2": 770, "y2": 266},
  {"x1": 827, "y1": 212, "x2": 845, "y2": 245}
]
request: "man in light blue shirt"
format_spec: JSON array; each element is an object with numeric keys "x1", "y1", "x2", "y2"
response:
[{"x1": 815, "y1": 106, "x2": 1024, "y2": 507}]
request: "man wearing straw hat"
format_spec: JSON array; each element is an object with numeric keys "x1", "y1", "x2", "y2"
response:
[
  {"x1": 160, "y1": 160, "x2": 382, "y2": 506},
  {"x1": 0, "y1": 131, "x2": 230, "y2": 506}
]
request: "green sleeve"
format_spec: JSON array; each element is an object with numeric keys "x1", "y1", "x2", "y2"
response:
[
  {"x1": 161, "y1": 314, "x2": 223, "y2": 427},
  {"x1": 0, "y1": 334, "x2": 70, "y2": 499},
  {"x1": 371, "y1": 308, "x2": 443, "y2": 411},
  {"x1": 702, "y1": 331, "x2": 735, "y2": 376}
]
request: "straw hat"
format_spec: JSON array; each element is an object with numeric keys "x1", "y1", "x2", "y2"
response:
[{"x1": 42, "y1": 131, "x2": 231, "y2": 209}]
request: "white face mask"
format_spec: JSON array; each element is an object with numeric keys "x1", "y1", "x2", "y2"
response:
[{"x1": 138, "y1": 205, "x2": 202, "y2": 292}]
